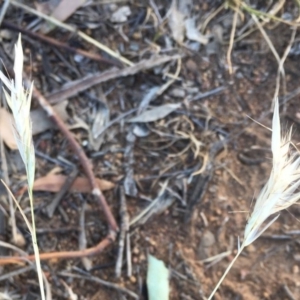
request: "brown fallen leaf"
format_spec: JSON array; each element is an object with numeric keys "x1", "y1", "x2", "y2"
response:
[
  {"x1": 33, "y1": 174, "x2": 115, "y2": 193},
  {"x1": 0, "y1": 108, "x2": 17, "y2": 149},
  {"x1": 0, "y1": 102, "x2": 69, "y2": 149}
]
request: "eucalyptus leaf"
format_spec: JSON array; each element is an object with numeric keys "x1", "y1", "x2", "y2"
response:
[
  {"x1": 128, "y1": 103, "x2": 181, "y2": 123},
  {"x1": 147, "y1": 254, "x2": 169, "y2": 300}
]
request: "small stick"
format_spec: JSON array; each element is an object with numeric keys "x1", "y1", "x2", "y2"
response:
[
  {"x1": 115, "y1": 187, "x2": 128, "y2": 278},
  {"x1": 0, "y1": 0, "x2": 10, "y2": 25},
  {"x1": 283, "y1": 285, "x2": 296, "y2": 300},
  {"x1": 0, "y1": 235, "x2": 112, "y2": 264},
  {"x1": 126, "y1": 231, "x2": 132, "y2": 277},
  {"x1": 0, "y1": 265, "x2": 33, "y2": 281},
  {"x1": 79, "y1": 199, "x2": 92, "y2": 271},
  {"x1": 1, "y1": 21, "x2": 120, "y2": 67},
  {"x1": 44, "y1": 168, "x2": 78, "y2": 218},
  {"x1": 46, "y1": 55, "x2": 180, "y2": 104}
]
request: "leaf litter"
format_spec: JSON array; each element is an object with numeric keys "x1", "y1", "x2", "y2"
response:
[{"x1": 0, "y1": 1, "x2": 299, "y2": 299}]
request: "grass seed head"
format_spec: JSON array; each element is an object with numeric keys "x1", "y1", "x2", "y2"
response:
[
  {"x1": 0, "y1": 35, "x2": 35, "y2": 187},
  {"x1": 208, "y1": 98, "x2": 300, "y2": 300},
  {"x1": 243, "y1": 99, "x2": 300, "y2": 247}
]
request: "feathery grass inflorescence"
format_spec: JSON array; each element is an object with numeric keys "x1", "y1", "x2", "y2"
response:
[
  {"x1": 208, "y1": 98, "x2": 300, "y2": 299},
  {"x1": 0, "y1": 35, "x2": 45, "y2": 300}
]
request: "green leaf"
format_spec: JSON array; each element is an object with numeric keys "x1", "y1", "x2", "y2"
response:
[{"x1": 147, "y1": 254, "x2": 169, "y2": 300}]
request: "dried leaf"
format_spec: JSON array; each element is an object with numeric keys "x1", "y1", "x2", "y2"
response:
[
  {"x1": 168, "y1": 1, "x2": 185, "y2": 43},
  {"x1": 0, "y1": 108, "x2": 17, "y2": 149},
  {"x1": 147, "y1": 254, "x2": 169, "y2": 300},
  {"x1": 33, "y1": 174, "x2": 115, "y2": 193},
  {"x1": 110, "y1": 6, "x2": 131, "y2": 23},
  {"x1": 91, "y1": 100, "x2": 110, "y2": 150},
  {"x1": 127, "y1": 103, "x2": 181, "y2": 123},
  {"x1": 133, "y1": 124, "x2": 150, "y2": 137},
  {"x1": 138, "y1": 86, "x2": 160, "y2": 114},
  {"x1": 185, "y1": 18, "x2": 209, "y2": 44},
  {"x1": 31, "y1": 101, "x2": 69, "y2": 135}
]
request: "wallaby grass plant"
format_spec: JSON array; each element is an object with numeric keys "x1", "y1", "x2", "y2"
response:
[
  {"x1": 208, "y1": 98, "x2": 300, "y2": 299},
  {"x1": 0, "y1": 35, "x2": 46, "y2": 300}
]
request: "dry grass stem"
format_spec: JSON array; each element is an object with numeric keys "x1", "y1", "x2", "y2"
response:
[{"x1": 227, "y1": 8, "x2": 239, "y2": 74}]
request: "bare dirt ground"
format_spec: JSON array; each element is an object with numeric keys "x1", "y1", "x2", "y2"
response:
[{"x1": 1, "y1": 1, "x2": 300, "y2": 299}]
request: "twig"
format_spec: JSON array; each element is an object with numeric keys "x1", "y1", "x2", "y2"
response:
[
  {"x1": 115, "y1": 187, "x2": 128, "y2": 278},
  {"x1": 189, "y1": 86, "x2": 226, "y2": 102},
  {"x1": 0, "y1": 0, "x2": 9, "y2": 25},
  {"x1": 0, "y1": 206, "x2": 7, "y2": 257},
  {"x1": 44, "y1": 168, "x2": 78, "y2": 218},
  {"x1": 124, "y1": 130, "x2": 138, "y2": 197},
  {"x1": 0, "y1": 265, "x2": 33, "y2": 281},
  {"x1": 126, "y1": 230, "x2": 132, "y2": 277},
  {"x1": 79, "y1": 199, "x2": 92, "y2": 271},
  {"x1": 282, "y1": 285, "x2": 296, "y2": 300},
  {"x1": 149, "y1": 0, "x2": 163, "y2": 24},
  {"x1": 0, "y1": 241, "x2": 52, "y2": 299},
  {"x1": 0, "y1": 235, "x2": 112, "y2": 264},
  {"x1": 47, "y1": 55, "x2": 181, "y2": 104},
  {"x1": 1, "y1": 20, "x2": 121, "y2": 67},
  {"x1": 59, "y1": 270, "x2": 139, "y2": 299}
]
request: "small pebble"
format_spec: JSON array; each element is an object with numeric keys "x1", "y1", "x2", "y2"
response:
[
  {"x1": 200, "y1": 230, "x2": 215, "y2": 248},
  {"x1": 186, "y1": 59, "x2": 198, "y2": 73},
  {"x1": 130, "y1": 276, "x2": 137, "y2": 283},
  {"x1": 170, "y1": 88, "x2": 186, "y2": 98}
]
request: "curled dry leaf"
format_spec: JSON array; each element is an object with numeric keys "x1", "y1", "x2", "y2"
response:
[{"x1": 33, "y1": 174, "x2": 115, "y2": 193}]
